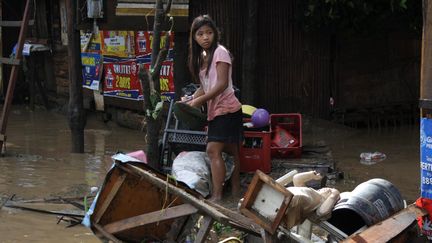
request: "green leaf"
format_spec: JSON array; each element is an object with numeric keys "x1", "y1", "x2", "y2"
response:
[
  {"x1": 399, "y1": 0, "x2": 407, "y2": 9},
  {"x1": 84, "y1": 196, "x2": 88, "y2": 212},
  {"x1": 152, "y1": 101, "x2": 164, "y2": 119},
  {"x1": 149, "y1": 91, "x2": 159, "y2": 108}
]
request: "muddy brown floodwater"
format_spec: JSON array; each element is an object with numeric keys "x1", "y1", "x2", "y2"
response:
[
  {"x1": 0, "y1": 106, "x2": 146, "y2": 242},
  {"x1": 303, "y1": 118, "x2": 420, "y2": 203},
  {"x1": 0, "y1": 106, "x2": 421, "y2": 242}
]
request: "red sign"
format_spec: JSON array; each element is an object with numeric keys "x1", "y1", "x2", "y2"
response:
[
  {"x1": 135, "y1": 31, "x2": 174, "y2": 58},
  {"x1": 103, "y1": 59, "x2": 142, "y2": 100}
]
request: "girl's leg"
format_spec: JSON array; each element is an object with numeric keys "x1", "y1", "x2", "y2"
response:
[
  {"x1": 224, "y1": 143, "x2": 241, "y2": 197},
  {"x1": 207, "y1": 141, "x2": 225, "y2": 201}
]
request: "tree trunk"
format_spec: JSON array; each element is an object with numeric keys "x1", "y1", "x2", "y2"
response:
[
  {"x1": 66, "y1": 0, "x2": 86, "y2": 153},
  {"x1": 141, "y1": 0, "x2": 172, "y2": 169},
  {"x1": 241, "y1": 0, "x2": 258, "y2": 105}
]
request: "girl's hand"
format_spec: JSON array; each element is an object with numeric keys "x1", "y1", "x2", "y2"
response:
[
  {"x1": 188, "y1": 97, "x2": 202, "y2": 108},
  {"x1": 180, "y1": 95, "x2": 193, "y2": 103}
]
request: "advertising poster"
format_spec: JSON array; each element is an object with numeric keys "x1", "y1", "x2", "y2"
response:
[
  {"x1": 103, "y1": 58, "x2": 143, "y2": 100},
  {"x1": 135, "y1": 31, "x2": 174, "y2": 60},
  {"x1": 81, "y1": 52, "x2": 103, "y2": 90},
  {"x1": 80, "y1": 30, "x2": 103, "y2": 53},
  {"x1": 421, "y1": 117, "x2": 432, "y2": 199},
  {"x1": 138, "y1": 58, "x2": 175, "y2": 101},
  {"x1": 101, "y1": 31, "x2": 135, "y2": 58}
]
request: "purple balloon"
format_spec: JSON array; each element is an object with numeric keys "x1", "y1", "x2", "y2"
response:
[{"x1": 251, "y1": 108, "x2": 270, "y2": 128}]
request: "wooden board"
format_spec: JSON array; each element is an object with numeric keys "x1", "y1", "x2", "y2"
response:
[
  {"x1": 343, "y1": 204, "x2": 427, "y2": 243},
  {"x1": 103, "y1": 203, "x2": 198, "y2": 234},
  {"x1": 116, "y1": 2, "x2": 188, "y2": 17},
  {"x1": 90, "y1": 162, "x2": 193, "y2": 242}
]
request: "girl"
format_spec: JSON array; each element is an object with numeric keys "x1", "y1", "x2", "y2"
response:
[{"x1": 186, "y1": 15, "x2": 242, "y2": 202}]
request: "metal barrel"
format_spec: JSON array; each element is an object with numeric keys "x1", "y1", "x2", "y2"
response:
[{"x1": 328, "y1": 178, "x2": 405, "y2": 236}]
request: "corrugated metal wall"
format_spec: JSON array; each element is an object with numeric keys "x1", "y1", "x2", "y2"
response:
[{"x1": 190, "y1": 0, "x2": 332, "y2": 118}]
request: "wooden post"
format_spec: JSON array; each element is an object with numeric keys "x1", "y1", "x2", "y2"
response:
[
  {"x1": 420, "y1": 0, "x2": 432, "y2": 115},
  {"x1": 66, "y1": 0, "x2": 86, "y2": 153},
  {"x1": 0, "y1": 0, "x2": 2, "y2": 98},
  {"x1": 36, "y1": 0, "x2": 56, "y2": 94}
]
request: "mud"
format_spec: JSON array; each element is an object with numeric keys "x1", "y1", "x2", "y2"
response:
[{"x1": 0, "y1": 106, "x2": 421, "y2": 242}]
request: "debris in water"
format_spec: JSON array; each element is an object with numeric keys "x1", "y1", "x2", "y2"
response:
[{"x1": 360, "y1": 152, "x2": 386, "y2": 165}]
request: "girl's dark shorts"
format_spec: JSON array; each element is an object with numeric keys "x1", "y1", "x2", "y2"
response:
[{"x1": 207, "y1": 109, "x2": 243, "y2": 144}]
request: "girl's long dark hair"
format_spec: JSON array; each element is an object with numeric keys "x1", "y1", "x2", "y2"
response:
[{"x1": 188, "y1": 15, "x2": 220, "y2": 83}]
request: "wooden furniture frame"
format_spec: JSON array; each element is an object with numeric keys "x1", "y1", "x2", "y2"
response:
[{"x1": 239, "y1": 170, "x2": 293, "y2": 234}]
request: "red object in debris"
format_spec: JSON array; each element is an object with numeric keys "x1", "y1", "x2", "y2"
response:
[
  {"x1": 239, "y1": 131, "x2": 271, "y2": 173},
  {"x1": 416, "y1": 197, "x2": 432, "y2": 240},
  {"x1": 271, "y1": 125, "x2": 298, "y2": 148},
  {"x1": 270, "y1": 114, "x2": 302, "y2": 158}
]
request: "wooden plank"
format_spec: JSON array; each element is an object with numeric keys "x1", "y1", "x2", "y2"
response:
[
  {"x1": 342, "y1": 204, "x2": 426, "y2": 243},
  {"x1": 0, "y1": 20, "x2": 34, "y2": 27},
  {"x1": 0, "y1": 194, "x2": 14, "y2": 210},
  {"x1": 115, "y1": 3, "x2": 188, "y2": 17},
  {"x1": 205, "y1": 200, "x2": 261, "y2": 235},
  {"x1": 103, "y1": 203, "x2": 198, "y2": 234},
  {"x1": 165, "y1": 215, "x2": 189, "y2": 242},
  {"x1": 0, "y1": 58, "x2": 20, "y2": 66},
  {"x1": 77, "y1": 0, "x2": 188, "y2": 31},
  {"x1": 118, "y1": 163, "x2": 229, "y2": 223},
  {"x1": 260, "y1": 227, "x2": 273, "y2": 243},
  {"x1": 176, "y1": 214, "x2": 200, "y2": 242},
  {"x1": 194, "y1": 215, "x2": 214, "y2": 243},
  {"x1": 93, "y1": 173, "x2": 127, "y2": 223},
  {"x1": 59, "y1": 0, "x2": 68, "y2": 45},
  {"x1": 117, "y1": 0, "x2": 189, "y2": 3},
  {"x1": 93, "y1": 223, "x2": 123, "y2": 243},
  {"x1": 4, "y1": 203, "x2": 84, "y2": 217}
]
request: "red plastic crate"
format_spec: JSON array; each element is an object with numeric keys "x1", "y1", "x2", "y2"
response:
[
  {"x1": 239, "y1": 131, "x2": 271, "y2": 173},
  {"x1": 270, "y1": 113, "x2": 302, "y2": 158}
]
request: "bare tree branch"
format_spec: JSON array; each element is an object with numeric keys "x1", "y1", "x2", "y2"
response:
[
  {"x1": 151, "y1": 32, "x2": 171, "y2": 83},
  {"x1": 164, "y1": 0, "x2": 173, "y2": 16}
]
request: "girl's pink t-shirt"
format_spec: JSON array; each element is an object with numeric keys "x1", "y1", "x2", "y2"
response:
[{"x1": 199, "y1": 45, "x2": 241, "y2": 121}]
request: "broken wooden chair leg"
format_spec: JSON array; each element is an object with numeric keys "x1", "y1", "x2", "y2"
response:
[{"x1": 195, "y1": 215, "x2": 214, "y2": 243}]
